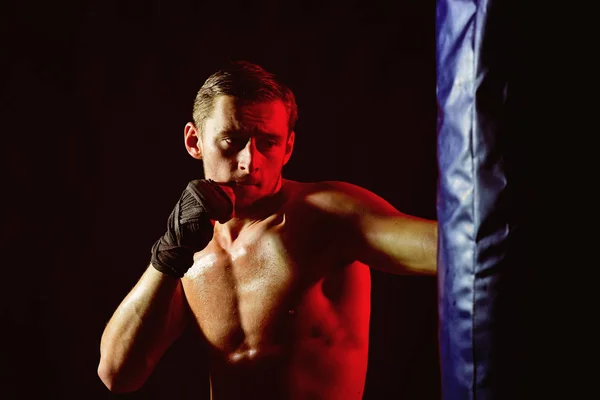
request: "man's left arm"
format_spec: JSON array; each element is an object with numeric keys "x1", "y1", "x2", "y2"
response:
[
  {"x1": 310, "y1": 181, "x2": 437, "y2": 276},
  {"x1": 356, "y1": 212, "x2": 437, "y2": 276}
]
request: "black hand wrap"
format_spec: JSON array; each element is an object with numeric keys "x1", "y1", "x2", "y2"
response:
[{"x1": 150, "y1": 179, "x2": 233, "y2": 278}]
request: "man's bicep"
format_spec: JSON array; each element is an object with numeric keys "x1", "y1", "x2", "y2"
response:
[{"x1": 355, "y1": 213, "x2": 438, "y2": 276}]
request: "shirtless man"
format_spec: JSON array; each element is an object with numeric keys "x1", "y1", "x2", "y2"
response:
[{"x1": 97, "y1": 61, "x2": 437, "y2": 400}]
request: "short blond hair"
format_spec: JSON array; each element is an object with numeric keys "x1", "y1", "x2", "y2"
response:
[{"x1": 193, "y1": 61, "x2": 298, "y2": 135}]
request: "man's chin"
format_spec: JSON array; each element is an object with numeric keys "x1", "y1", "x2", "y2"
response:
[
  {"x1": 234, "y1": 184, "x2": 281, "y2": 208},
  {"x1": 233, "y1": 184, "x2": 262, "y2": 201}
]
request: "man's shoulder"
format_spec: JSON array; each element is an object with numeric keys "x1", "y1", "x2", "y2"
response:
[
  {"x1": 282, "y1": 179, "x2": 387, "y2": 216},
  {"x1": 283, "y1": 179, "x2": 366, "y2": 192},
  {"x1": 283, "y1": 179, "x2": 363, "y2": 198}
]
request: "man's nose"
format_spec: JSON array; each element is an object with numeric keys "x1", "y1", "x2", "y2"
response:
[{"x1": 237, "y1": 138, "x2": 259, "y2": 172}]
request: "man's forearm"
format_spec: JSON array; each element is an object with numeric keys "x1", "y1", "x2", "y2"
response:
[{"x1": 98, "y1": 266, "x2": 188, "y2": 393}]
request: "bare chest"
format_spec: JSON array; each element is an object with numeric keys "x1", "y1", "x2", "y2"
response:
[{"x1": 180, "y1": 215, "x2": 336, "y2": 355}]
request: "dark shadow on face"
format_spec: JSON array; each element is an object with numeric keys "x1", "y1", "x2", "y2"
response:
[{"x1": 199, "y1": 96, "x2": 294, "y2": 211}]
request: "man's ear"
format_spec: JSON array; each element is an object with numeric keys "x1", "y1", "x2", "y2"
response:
[
  {"x1": 283, "y1": 131, "x2": 295, "y2": 165},
  {"x1": 184, "y1": 122, "x2": 203, "y2": 160}
]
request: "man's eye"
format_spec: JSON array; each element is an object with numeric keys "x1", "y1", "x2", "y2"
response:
[
  {"x1": 261, "y1": 140, "x2": 277, "y2": 149},
  {"x1": 219, "y1": 139, "x2": 235, "y2": 152},
  {"x1": 221, "y1": 138, "x2": 239, "y2": 146}
]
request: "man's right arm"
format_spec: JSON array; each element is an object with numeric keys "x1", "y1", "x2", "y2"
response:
[
  {"x1": 98, "y1": 266, "x2": 190, "y2": 393},
  {"x1": 97, "y1": 179, "x2": 234, "y2": 393}
]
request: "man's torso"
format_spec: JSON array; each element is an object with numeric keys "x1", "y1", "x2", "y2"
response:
[{"x1": 181, "y1": 180, "x2": 371, "y2": 400}]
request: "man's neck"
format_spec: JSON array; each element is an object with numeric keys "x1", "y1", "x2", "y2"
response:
[{"x1": 214, "y1": 185, "x2": 287, "y2": 246}]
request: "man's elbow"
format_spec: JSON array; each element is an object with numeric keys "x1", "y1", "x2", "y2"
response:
[{"x1": 97, "y1": 359, "x2": 144, "y2": 393}]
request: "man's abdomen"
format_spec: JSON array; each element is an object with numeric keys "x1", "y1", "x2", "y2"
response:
[{"x1": 207, "y1": 337, "x2": 369, "y2": 400}]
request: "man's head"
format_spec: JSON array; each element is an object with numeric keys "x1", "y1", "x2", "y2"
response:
[{"x1": 184, "y1": 61, "x2": 297, "y2": 209}]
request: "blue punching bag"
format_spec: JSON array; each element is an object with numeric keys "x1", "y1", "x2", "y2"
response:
[{"x1": 436, "y1": 0, "x2": 525, "y2": 398}]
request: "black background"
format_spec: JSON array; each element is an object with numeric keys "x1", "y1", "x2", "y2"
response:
[{"x1": 2, "y1": 0, "x2": 438, "y2": 399}]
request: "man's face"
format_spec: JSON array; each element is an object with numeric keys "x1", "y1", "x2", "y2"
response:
[{"x1": 197, "y1": 95, "x2": 294, "y2": 208}]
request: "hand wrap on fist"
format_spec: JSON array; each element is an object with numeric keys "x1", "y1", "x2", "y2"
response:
[{"x1": 150, "y1": 179, "x2": 233, "y2": 278}]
